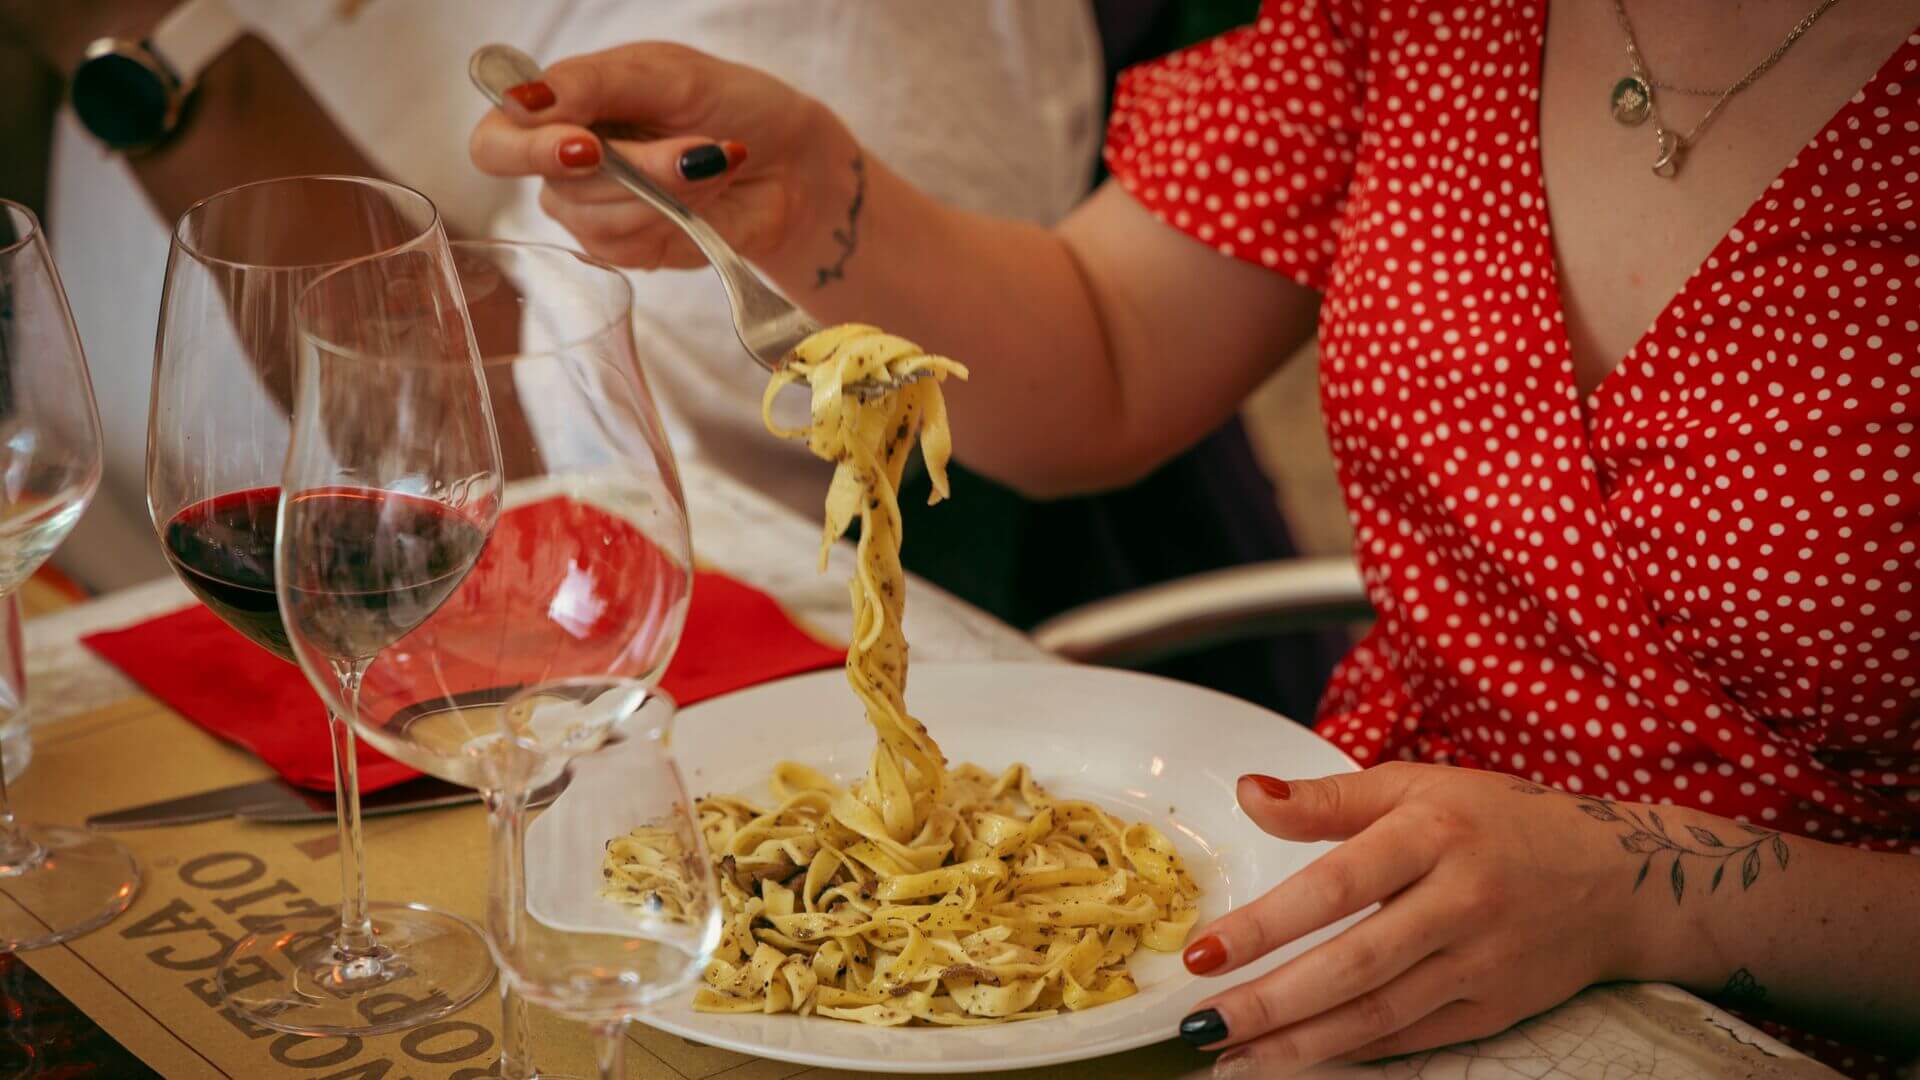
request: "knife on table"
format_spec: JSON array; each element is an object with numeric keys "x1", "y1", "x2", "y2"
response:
[
  {"x1": 86, "y1": 774, "x2": 563, "y2": 830},
  {"x1": 87, "y1": 687, "x2": 580, "y2": 829}
]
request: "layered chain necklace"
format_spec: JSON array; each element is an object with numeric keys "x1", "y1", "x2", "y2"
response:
[{"x1": 1608, "y1": 0, "x2": 1844, "y2": 177}]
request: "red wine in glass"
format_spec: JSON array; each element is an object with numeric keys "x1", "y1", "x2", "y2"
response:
[
  {"x1": 280, "y1": 488, "x2": 490, "y2": 662},
  {"x1": 164, "y1": 487, "x2": 485, "y2": 663},
  {"x1": 161, "y1": 487, "x2": 292, "y2": 661}
]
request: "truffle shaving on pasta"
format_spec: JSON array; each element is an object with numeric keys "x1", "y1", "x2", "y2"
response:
[{"x1": 602, "y1": 324, "x2": 1199, "y2": 1025}]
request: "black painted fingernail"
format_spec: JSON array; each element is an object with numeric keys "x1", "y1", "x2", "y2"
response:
[
  {"x1": 678, "y1": 144, "x2": 728, "y2": 181},
  {"x1": 1180, "y1": 1008, "x2": 1228, "y2": 1047}
]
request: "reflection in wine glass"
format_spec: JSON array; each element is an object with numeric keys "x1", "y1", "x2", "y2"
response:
[
  {"x1": 150, "y1": 175, "x2": 496, "y2": 1034},
  {"x1": 0, "y1": 198, "x2": 137, "y2": 951},
  {"x1": 298, "y1": 240, "x2": 694, "y2": 1077}
]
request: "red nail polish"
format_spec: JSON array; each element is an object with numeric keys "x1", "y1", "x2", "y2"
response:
[
  {"x1": 721, "y1": 140, "x2": 749, "y2": 169},
  {"x1": 557, "y1": 136, "x2": 600, "y2": 168},
  {"x1": 505, "y1": 80, "x2": 556, "y2": 111},
  {"x1": 1242, "y1": 774, "x2": 1291, "y2": 800},
  {"x1": 1183, "y1": 934, "x2": 1226, "y2": 975}
]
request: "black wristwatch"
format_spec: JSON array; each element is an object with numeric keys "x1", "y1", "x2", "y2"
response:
[{"x1": 70, "y1": 0, "x2": 243, "y2": 152}]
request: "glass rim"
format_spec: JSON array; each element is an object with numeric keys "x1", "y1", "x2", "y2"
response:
[
  {"x1": 297, "y1": 239, "x2": 638, "y2": 372},
  {"x1": 172, "y1": 174, "x2": 442, "y2": 272},
  {"x1": 0, "y1": 197, "x2": 43, "y2": 259},
  {"x1": 449, "y1": 239, "x2": 636, "y2": 369}
]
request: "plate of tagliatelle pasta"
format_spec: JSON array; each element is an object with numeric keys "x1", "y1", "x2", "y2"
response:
[
  {"x1": 588, "y1": 323, "x2": 1358, "y2": 1071},
  {"x1": 642, "y1": 662, "x2": 1359, "y2": 1073}
]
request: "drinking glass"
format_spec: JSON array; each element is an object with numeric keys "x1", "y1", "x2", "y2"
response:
[
  {"x1": 490, "y1": 687, "x2": 719, "y2": 1080},
  {"x1": 0, "y1": 198, "x2": 136, "y2": 951},
  {"x1": 147, "y1": 176, "x2": 494, "y2": 1033},
  {"x1": 294, "y1": 240, "x2": 694, "y2": 1077}
]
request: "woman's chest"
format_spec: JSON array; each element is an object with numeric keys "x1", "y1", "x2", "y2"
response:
[
  {"x1": 1315, "y1": 9, "x2": 1920, "y2": 738},
  {"x1": 1536, "y1": 0, "x2": 1912, "y2": 397}
]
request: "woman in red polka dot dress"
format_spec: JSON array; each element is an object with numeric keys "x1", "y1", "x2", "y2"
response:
[{"x1": 475, "y1": 2, "x2": 1920, "y2": 1073}]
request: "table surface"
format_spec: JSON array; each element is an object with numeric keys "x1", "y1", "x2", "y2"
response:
[{"x1": 9, "y1": 459, "x2": 1833, "y2": 1080}]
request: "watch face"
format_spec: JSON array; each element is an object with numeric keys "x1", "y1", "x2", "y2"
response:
[{"x1": 71, "y1": 52, "x2": 173, "y2": 149}]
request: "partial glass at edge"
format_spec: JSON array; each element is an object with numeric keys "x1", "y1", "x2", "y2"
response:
[
  {"x1": 145, "y1": 176, "x2": 492, "y2": 1033},
  {"x1": 0, "y1": 198, "x2": 137, "y2": 951},
  {"x1": 489, "y1": 686, "x2": 719, "y2": 1080}
]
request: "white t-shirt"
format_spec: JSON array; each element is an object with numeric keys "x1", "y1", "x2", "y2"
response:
[{"x1": 47, "y1": 0, "x2": 1101, "y2": 591}]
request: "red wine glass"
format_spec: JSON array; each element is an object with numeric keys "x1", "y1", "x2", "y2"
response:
[{"x1": 145, "y1": 176, "x2": 494, "y2": 1034}]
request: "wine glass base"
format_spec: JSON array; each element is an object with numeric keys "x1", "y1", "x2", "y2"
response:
[
  {"x1": 0, "y1": 824, "x2": 139, "y2": 951},
  {"x1": 219, "y1": 901, "x2": 493, "y2": 1036}
]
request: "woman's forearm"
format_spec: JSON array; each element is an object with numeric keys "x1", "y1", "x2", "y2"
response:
[
  {"x1": 754, "y1": 110, "x2": 1320, "y2": 496},
  {"x1": 754, "y1": 134, "x2": 1116, "y2": 493},
  {"x1": 1594, "y1": 798, "x2": 1920, "y2": 1050}
]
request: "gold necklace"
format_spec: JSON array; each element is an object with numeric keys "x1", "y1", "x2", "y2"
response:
[{"x1": 1608, "y1": 0, "x2": 1844, "y2": 178}]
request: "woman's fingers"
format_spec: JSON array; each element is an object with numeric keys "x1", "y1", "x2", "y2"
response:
[
  {"x1": 536, "y1": 174, "x2": 788, "y2": 269},
  {"x1": 1336, "y1": 1000, "x2": 1510, "y2": 1065},
  {"x1": 470, "y1": 110, "x2": 603, "y2": 179},
  {"x1": 468, "y1": 41, "x2": 740, "y2": 188},
  {"x1": 543, "y1": 170, "x2": 662, "y2": 206},
  {"x1": 1185, "y1": 809, "x2": 1436, "y2": 980},
  {"x1": 1239, "y1": 760, "x2": 1426, "y2": 844},
  {"x1": 1207, "y1": 953, "x2": 1470, "y2": 1078},
  {"x1": 523, "y1": 43, "x2": 711, "y2": 130},
  {"x1": 535, "y1": 189, "x2": 705, "y2": 269},
  {"x1": 508, "y1": 131, "x2": 745, "y2": 268},
  {"x1": 1182, "y1": 873, "x2": 1459, "y2": 1049},
  {"x1": 472, "y1": 104, "x2": 741, "y2": 191}
]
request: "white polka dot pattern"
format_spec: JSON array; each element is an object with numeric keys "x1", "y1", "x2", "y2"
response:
[{"x1": 1105, "y1": 2, "x2": 1920, "y2": 855}]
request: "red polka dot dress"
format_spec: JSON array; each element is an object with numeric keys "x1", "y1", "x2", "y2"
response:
[{"x1": 1106, "y1": 3, "x2": 1920, "y2": 852}]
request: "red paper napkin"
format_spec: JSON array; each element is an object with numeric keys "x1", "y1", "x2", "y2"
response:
[{"x1": 85, "y1": 520, "x2": 844, "y2": 792}]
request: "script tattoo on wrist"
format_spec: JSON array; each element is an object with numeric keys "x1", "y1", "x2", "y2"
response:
[
  {"x1": 814, "y1": 153, "x2": 865, "y2": 288},
  {"x1": 1512, "y1": 781, "x2": 1789, "y2": 905}
]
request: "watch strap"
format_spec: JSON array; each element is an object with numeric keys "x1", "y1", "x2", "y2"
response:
[{"x1": 148, "y1": 0, "x2": 245, "y2": 89}]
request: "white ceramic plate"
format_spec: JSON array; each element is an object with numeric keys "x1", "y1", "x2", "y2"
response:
[{"x1": 645, "y1": 661, "x2": 1359, "y2": 1074}]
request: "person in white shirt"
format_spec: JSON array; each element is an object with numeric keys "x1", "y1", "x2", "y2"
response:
[{"x1": 4, "y1": 0, "x2": 1101, "y2": 592}]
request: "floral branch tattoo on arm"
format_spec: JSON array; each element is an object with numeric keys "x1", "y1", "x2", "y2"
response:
[
  {"x1": 1512, "y1": 781, "x2": 1790, "y2": 904},
  {"x1": 814, "y1": 153, "x2": 866, "y2": 288}
]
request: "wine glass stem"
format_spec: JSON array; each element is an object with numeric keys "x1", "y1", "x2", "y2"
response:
[
  {"x1": 325, "y1": 660, "x2": 377, "y2": 955},
  {"x1": 594, "y1": 1019, "x2": 626, "y2": 1080},
  {"x1": 0, "y1": 590, "x2": 37, "y2": 870},
  {"x1": 0, "y1": 738, "x2": 25, "y2": 867},
  {"x1": 498, "y1": 979, "x2": 536, "y2": 1080},
  {"x1": 485, "y1": 785, "x2": 538, "y2": 1079}
]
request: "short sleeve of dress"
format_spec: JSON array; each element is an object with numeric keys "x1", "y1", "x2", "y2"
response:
[{"x1": 1103, "y1": 0, "x2": 1366, "y2": 289}]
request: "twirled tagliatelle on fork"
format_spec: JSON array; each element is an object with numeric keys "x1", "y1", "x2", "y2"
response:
[{"x1": 603, "y1": 324, "x2": 1200, "y2": 1026}]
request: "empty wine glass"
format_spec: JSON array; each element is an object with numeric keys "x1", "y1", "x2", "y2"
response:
[
  {"x1": 488, "y1": 686, "x2": 719, "y2": 1080},
  {"x1": 0, "y1": 198, "x2": 136, "y2": 951},
  {"x1": 310, "y1": 240, "x2": 693, "y2": 1078},
  {"x1": 149, "y1": 176, "x2": 495, "y2": 1033}
]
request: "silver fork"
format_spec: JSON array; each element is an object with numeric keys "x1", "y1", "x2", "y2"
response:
[{"x1": 469, "y1": 44, "x2": 920, "y2": 400}]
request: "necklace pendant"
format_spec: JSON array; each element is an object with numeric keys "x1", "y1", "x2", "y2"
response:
[
  {"x1": 1611, "y1": 75, "x2": 1653, "y2": 125},
  {"x1": 1651, "y1": 130, "x2": 1684, "y2": 178}
]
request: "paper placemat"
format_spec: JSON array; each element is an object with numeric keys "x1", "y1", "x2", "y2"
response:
[{"x1": 8, "y1": 691, "x2": 1202, "y2": 1079}]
